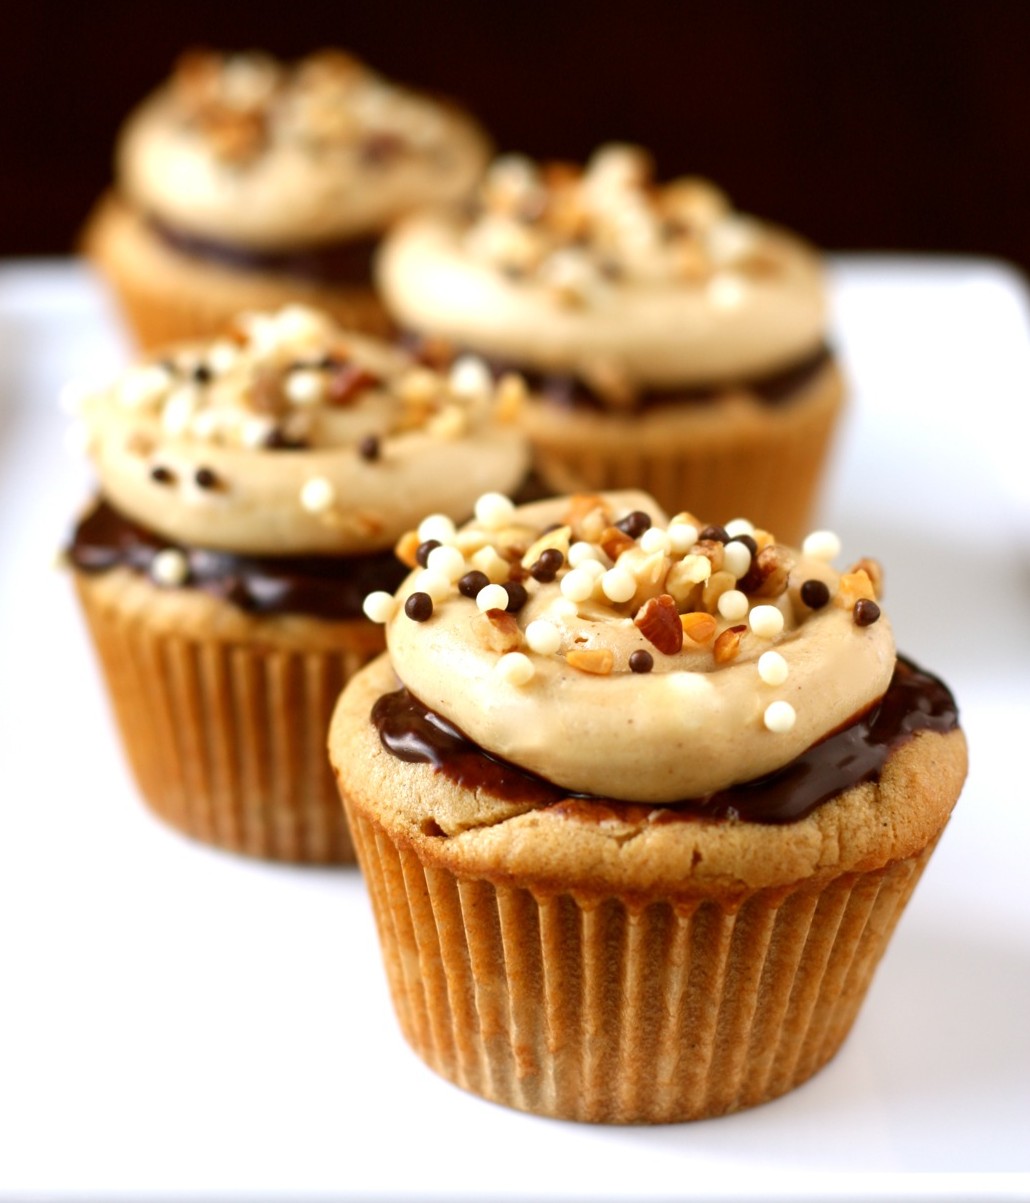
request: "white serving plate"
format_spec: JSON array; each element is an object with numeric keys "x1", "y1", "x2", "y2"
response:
[{"x1": 0, "y1": 258, "x2": 1028, "y2": 1202}]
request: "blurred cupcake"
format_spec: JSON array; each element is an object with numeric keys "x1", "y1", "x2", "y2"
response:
[
  {"x1": 65, "y1": 304, "x2": 528, "y2": 862},
  {"x1": 378, "y1": 145, "x2": 844, "y2": 544},
  {"x1": 83, "y1": 49, "x2": 491, "y2": 349},
  {"x1": 331, "y1": 490, "x2": 966, "y2": 1121}
]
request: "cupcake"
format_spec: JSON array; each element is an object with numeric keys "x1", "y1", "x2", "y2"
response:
[
  {"x1": 82, "y1": 48, "x2": 490, "y2": 349},
  {"x1": 377, "y1": 145, "x2": 844, "y2": 544},
  {"x1": 65, "y1": 304, "x2": 528, "y2": 862},
  {"x1": 330, "y1": 490, "x2": 966, "y2": 1121}
]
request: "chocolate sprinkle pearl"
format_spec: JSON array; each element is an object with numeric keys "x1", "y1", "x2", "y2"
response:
[
  {"x1": 416, "y1": 539, "x2": 441, "y2": 568},
  {"x1": 503, "y1": 581, "x2": 529, "y2": 613},
  {"x1": 629, "y1": 649, "x2": 654, "y2": 674},
  {"x1": 800, "y1": 579, "x2": 831, "y2": 609},
  {"x1": 699, "y1": 524, "x2": 730, "y2": 544},
  {"x1": 854, "y1": 598, "x2": 881, "y2": 626},
  {"x1": 192, "y1": 364, "x2": 213, "y2": 384},
  {"x1": 459, "y1": 570, "x2": 490, "y2": 598},
  {"x1": 358, "y1": 434, "x2": 380, "y2": 462},
  {"x1": 150, "y1": 465, "x2": 176, "y2": 485},
  {"x1": 195, "y1": 467, "x2": 221, "y2": 490},
  {"x1": 531, "y1": 548, "x2": 565, "y2": 582},
  {"x1": 616, "y1": 510, "x2": 652, "y2": 538},
  {"x1": 404, "y1": 592, "x2": 434, "y2": 622}
]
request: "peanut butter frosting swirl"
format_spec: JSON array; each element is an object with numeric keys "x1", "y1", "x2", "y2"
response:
[
  {"x1": 378, "y1": 145, "x2": 828, "y2": 396},
  {"x1": 117, "y1": 49, "x2": 491, "y2": 248},
  {"x1": 70, "y1": 305, "x2": 529, "y2": 555},
  {"x1": 365, "y1": 491, "x2": 895, "y2": 802}
]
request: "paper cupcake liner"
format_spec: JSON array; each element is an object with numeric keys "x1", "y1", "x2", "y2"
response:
[
  {"x1": 521, "y1": 365, "x2": 844, "y2": 545},
  {"x1": 345, "y1": 800, "x2": 935, "y2": 1123},
  {"x1": 75, "y1": 571, "x2": 383, "y2": 863}
]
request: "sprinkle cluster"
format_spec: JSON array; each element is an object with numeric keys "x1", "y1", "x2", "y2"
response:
[
  {"x1": 364, "y1": 493, "x2": 884, "y2": 738},
  {"x1": 463, "y1": 144, "x2": 782, "y2": 306},
  {"x1": 169, "y1": 49, "x2": 456, "y2": 166},
  {"x1": 68, "y1": 305, "x2": 524, "y2": 528}
]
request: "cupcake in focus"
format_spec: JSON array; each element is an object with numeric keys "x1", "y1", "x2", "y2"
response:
[
  {"x1": 65, "y1": 304, "x2": 528, "y2": 862},
  {"x1": 378, "y1": 145, "x2": 844, "y2": 544},
  {"x1": 331, "y1": 490, "x2": 966, "y2": 1121},
  {"x1": 83, "y1": 49, "x2": 491, "y2": 349}
]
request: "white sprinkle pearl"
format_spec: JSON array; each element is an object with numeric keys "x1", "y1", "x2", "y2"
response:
[
  {"x1": 417, "y1": 513, "x2": 456, "y2": 544},
  {"x1": 449, "y1": 355, "x2": 492, "y2": 399},
  {"x1": 575, "y1": 558, "x2": 605, "y2": 581},
  {"x1": 525, "y1": 620, "x2": 562, "y2": 655},
  {"x1": 749, "y1": 604, "x2": 785, "y2": 638},
  {"x1": 601, "y1": 567, "x2": 637, "y2": 603},
  {"x1": 476, "y1": 583, "x2": 510, "y2": 612},
  {"x1": 560, "y1": 567, "x2": 597, "y2": 603},
  {"x1": 414, "y1": 570, "x2": 452, "y2": 603},
  {"x1": 667, "y1": 522, "x2": 699, "y2": 554},
  {"x1": 426, "y1": 543, "x2": 466, "y2": 582},
  {"x1": 717, "y1": 589, "x2": 749, "y2": 620},
  {"x1": 240, "y1": 416, "x2": 275, "y2": 448},
  {"x1": 151, "y1": 548, "x2": 189, "y2": 587},
  {"x1": 802, "y1": 530, "x2": 842, "y2": 561},
  {"x1": 722, "y1": 540, "x2": 752, "y2": 579},
  {"x1": 300, "y1": 477, "x2": 335, "y2": 513},
  {"x1": 567, "y1": 541, "x2": 603, "y2": 568},
  {"x1": 764, "y1": 701, "x2": 797, "y2": 733},
  {"x1": 724, "y1": 518, "x2": 755, "y2": 538},
  {"x1": 757, "y1": 651, "x2": 789, "y2": 686},
  {"x1": 474, "y1": 492, "x2": 515, "y2": 529},
  {"x1": 639, "y1": 527, "x2": 671, "y2": 554},
  {"x1": 285, "y1": 369, "x2": 325, "y2": 406},
  {"x1": 362, "y1": 591, "x2": 397, "y2": 623},
  {"x1": 495, "y1": 652, "x2": 535, "y2": 686}
]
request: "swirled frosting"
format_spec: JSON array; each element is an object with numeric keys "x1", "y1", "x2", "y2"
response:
[
  {"x1": 367, "y1": 491, "x2": 895, "y2": 802},
  {"x1": 377, "y1": 145, "x2": 828, "y2": 396},
  {"x1": 117, "y1": 49, "x2": 490, "y2": 248},
  {"x1": 70, "y1": 304, "x2": 529, "y2": 555}
]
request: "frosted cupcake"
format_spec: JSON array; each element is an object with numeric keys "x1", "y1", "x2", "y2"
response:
[
  {"x1": 330, "y1": 490, "x2": 966, "y2": 1121},
  {"x1": 83, "y1": 49, "x2": 490, "y2": 349},
  {"x1": 65, "y1": 304, "x2": 528, "y2": 862},
  {"x1": 377, "y1": 145, "x2": 844, "y2": 543}
]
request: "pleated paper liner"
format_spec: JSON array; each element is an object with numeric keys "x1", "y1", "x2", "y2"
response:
[
  {"x1": 75, "y1": 567, "x2": 383, "y2": 863},
  {"x1": 81, "y1": 193, "x2": 393, "y2": 351},
  {"x1": 345, "y1": 801, "x2": 938, "y2": 1124},
  {"x1": 518, "y1": 360, "x2": 845, "y2": 547}
]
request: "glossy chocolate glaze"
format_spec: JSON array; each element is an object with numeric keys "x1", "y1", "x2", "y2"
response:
[
  {"x1": 68, "y1": 498, "x2": 407, "y2": 620},
  {"x1": 371, "y1": 658, "x2": 959, "y2": 825},
  {"x1": 148, "y1": 217, "x2": 379, "y2": 286}
]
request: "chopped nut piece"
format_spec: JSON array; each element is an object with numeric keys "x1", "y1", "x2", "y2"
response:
[
  {"x1": 848, "y1": 557, "x2": 884, "y2": 598},
  {"x1": 397, "y1": 531, "x2": 423, "y2": 567},
  {"x1": 474, "y1": 608, "x2": 521, "y2": 653},
  {"x1": 494, "y1": 373, "x2": 526, "y2": 422},
  {"x1": 692, "y1": 538, "x2": 725, "y2": 574},
  {"x1": 713, "y1": 624, "x2": 747, "y2": 664},
  {"x1": 681, "y1": 611, "x2": 717, "y2": 644},
  {"x1": 634, "y1": 594, "x2": 683, "y2": 655},
  {"x1": 702, "y1": 570, "x2": 737, "y2": 613},
  {"x1": 563, "y1": 494, "x2": 610, "y2": 540},
  {"x1": 740, "y1": 545, "x2": 793, "y2": 597},
  {"x1": 599, "y1": 525, "x2": 636, "y2": 562},
  {"x1": 521, "y1": 525, "x2": 572, "y2": 569},
  {"x1": 836, "y1": 569, "x2": 876, "y2": 610},
  {"x1": 565, "y1": 647, "x2": 615, "y2": 675}
]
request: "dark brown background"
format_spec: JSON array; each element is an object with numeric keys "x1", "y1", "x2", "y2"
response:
[{"x1": 2, "y1": 1, "x2": 1028, "y2": 273}]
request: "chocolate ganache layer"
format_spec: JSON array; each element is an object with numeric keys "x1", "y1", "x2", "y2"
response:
[
  {"x1": 69, "y1": 497, "x2": 407, "y2": 620},
  {"x1": 371, "y1": 657, "x2": 959, "y2": 825},
  {"x1": 148, "y1": 216, "x2": 380, "y2": 286}
]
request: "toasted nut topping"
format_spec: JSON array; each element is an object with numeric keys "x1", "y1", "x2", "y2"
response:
[
  {"x1": 702, "y1": 569, "x2": 737, "y2": 613},
  {"x1": 474, "y1": 608, "x2": 521, "y2": 653},
  {"x1": 565, "y1": 647, "x2": 615, "y2": 675},
  {"x1": 741, "y1": 545, "x2": 793, "y2": 597},
  {"x1": 521, "y1": 525, "x2": 572, "y2": 569},
  {"x1": 563, "y1": 494, "x2": 610, "y2": 539},
  {"x1": 836, "y1": 568, "x2": 876, "y2": 610},
  {"x1": 599, "y1": 525, "x2": 636, "y2": 561},
  {"x1": 692, "y1": 538, "x2": 725, "y2": 573},
  {"x1": 681, "y1": 611, "x2": 717, "y2": 644},
  {"x1": 713, "y1": 623, "x2": 747, "y2": 664},
  {"x1": 634, "y1": 594, "x2": 683, "y2": 655},
  {"x1": 397, "y1": 531, "x2": 423, "y2": 567},
  {"x1": 848, "y1": 557, "x2": 884, "y2": 598}
]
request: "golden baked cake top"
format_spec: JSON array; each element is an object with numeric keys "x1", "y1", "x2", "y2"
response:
[
  {"x1": 363, "y1": 490, "x2": 894, "y2": 803},
  {"x1": 377, "y1": 144, "x2": 828, "y2": 394},
  {"x1": 115, "y1": 49, "x2": 491, "y2": 248},
  {"x1": 65, "y1": 305, "x2": 528, "y2": 556}
]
